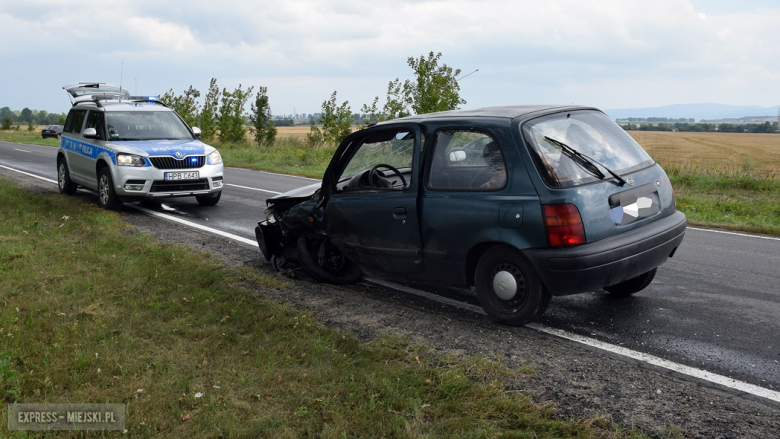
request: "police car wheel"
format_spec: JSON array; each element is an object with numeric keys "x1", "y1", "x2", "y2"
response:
[
  {"x1": 196, "y1": 191, "x2": 221, "y2": 206},
  {"x1": 57, "y1": 159, "x2": 77, "y2": 195},
  {"x1": 97, "y1": 168, "x2": 122, "y2": 210}
]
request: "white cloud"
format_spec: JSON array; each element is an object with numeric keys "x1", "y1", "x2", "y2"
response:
[{"x1": 1, "y1": 0, "x2": 778, "y2": 113}]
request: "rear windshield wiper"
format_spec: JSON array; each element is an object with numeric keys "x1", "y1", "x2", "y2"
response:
[{"x1": 543, "y1": 136, "x2": 627, "y2": 187}]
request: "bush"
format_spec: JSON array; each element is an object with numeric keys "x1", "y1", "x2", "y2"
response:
[{"x1": 1, "y1": 117, "x2": 11, "y2": 130}]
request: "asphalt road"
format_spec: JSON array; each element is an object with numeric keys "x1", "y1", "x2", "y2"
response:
[{"x1": 2, "y1": 139, "x2": 779, "y2": 394}]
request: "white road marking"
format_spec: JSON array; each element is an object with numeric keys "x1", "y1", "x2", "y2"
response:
[
  {"x1": 225, "y1": 183, "x2": 281, "y2": 194},
  {"x1": 14, "y1": 149, "x2": 31, "y2": 153},
  {"x1": 687, "y1": 226, "x2": 780, "y2": 242},
  {"x1": 369, "y1": 278, "x2": 780, "y2": 404},
  {"x1": 129, "y1": 205, "x2": 258, "y2": 247},
  {"x1": 2, "y1": 161, "x2": 780, "y2": 404},
  {"x1": 0, "y1": 164, "x2": 57, "y2": 184}
]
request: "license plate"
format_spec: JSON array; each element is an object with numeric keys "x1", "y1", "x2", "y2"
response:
[{"x1": 165, "y1": 171, "x2": 199, "y2": 181}]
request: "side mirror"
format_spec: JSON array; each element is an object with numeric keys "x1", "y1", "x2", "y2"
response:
[
  {"x1": 191, "y1": 127, "x2": 201, "y2": 138},
  {"x1": 448, "y1": 149, "x2": 467, "y2": 163},
  {"x1": 82, "y1": 127, "x2": 98, "y2": 139}
]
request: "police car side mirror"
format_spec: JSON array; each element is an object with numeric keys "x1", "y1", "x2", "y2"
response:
[
  {"x1": 83, "y1": 127, "x2": 99, "y2": 139},
  {"x1": 191, "y1": 127, "x2": 201, "y2": 138}
]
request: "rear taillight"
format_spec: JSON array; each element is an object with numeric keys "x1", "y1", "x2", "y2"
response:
[{"x1": 543, "y1": 203, "x2": 586, "y2": 247}]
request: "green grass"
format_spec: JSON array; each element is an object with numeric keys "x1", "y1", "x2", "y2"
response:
[
  {"x1": 0, "y1": 129, "x2": 60, "y2": 147},
  {"x1": 216, "y1": 136, "x2": 334, "y2": 179},
  {"x1": 667, "y1": 167, "x2": 780, "y2": 235},
  {"x1": 0, "y1": 181, "x2": 650, "y2": 438}
]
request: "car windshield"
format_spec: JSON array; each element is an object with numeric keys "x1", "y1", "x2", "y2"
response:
[
  {"x1": 105, "y1": 111, "x2": 192, "y2": 141},
  {"x1": 522, "y1": 110, "x2": 654, "y2": 188},
  {"x1": 339, "y1": 130, "x2": 415, "y2": 180}
]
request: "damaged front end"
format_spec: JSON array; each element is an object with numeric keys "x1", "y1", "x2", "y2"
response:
[{"x1": 255, "y1": 184, "x2": 361, "y2": 284}]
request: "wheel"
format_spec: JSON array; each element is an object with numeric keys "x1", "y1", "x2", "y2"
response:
[
  {"x1": 604, "y1": 268, "x2": 656, "y2": 297},
  {"x1": 196, "y1": 191, "x2": 221, "y2": 206},
  {"x1": 296, "y1": 235, "x2": 361, "y2": 285},
  {"x1": 474, "y1": 246, "x2": 551, "y2": 326},
  {"x1": 97, "y1": 167, "x2": 122, "y2": 210},
  {"x1": 57, "y1": 158, "x2": 77, "y2": 195}
]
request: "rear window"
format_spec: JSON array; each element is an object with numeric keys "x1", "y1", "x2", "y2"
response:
[{"x1": 522, "y1": 110, "x2": 654, "y2": 188}]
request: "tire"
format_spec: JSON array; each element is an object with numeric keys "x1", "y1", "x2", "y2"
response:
[
  {"x1": 296, "y1": 235, "x2": 361, "y2": 285},
  {"x1": 57, "y1": 158, "x2": 77, "y2": 195},
  {"x1": 474, "y1": 246, "x2": 551, "y2": 326},
  {"x1": 604, "y1": 268, "x2": 656, "y2": 297},
  {"x1": 196, "y1": 191, "x2": 221, "y2": 206},
  {"x1": 97, "y1": 167, "x2": 123, "y2": 210}
]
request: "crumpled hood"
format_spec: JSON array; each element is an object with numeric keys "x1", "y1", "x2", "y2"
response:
[
  {"x1": 269, "y1": 181, "x2": 321, "y2": 201},
  {"x1": 110, "y1": 139, "x2": 208, "y2": 157}
]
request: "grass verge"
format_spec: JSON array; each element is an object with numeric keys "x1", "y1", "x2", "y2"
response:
[
  {"x1": 217, "y1": 136, "x2": 333, "y2": 179},
  {"x1": 667, "y1": 167, "x2": 780, "y2": 235},
  {"x1": 0, "y1": 129, "x2": 60, "y2": 147},
  {"x1": 0, "y1": 181, "x2": 647, "y2": 438}
]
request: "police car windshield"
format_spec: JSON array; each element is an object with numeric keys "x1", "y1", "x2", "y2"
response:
[{"x1": 105, "y1": 111, "x2": 193, "y2": 141}]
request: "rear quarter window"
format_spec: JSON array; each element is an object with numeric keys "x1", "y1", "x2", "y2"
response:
[{"x1": 63, "y1": 110, "x2": 87, "y2": 134}]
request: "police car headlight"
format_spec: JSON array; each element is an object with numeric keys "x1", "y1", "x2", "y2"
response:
[
  {"x1": 117, "y1": 153, "x2": 146, "y2": 167},
  {"x1": 208, "y1": 150, "x2": 222, "y2": 165}
]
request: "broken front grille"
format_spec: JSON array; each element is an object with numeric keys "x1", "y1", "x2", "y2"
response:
[
  {"x1": 149, "y1": 156, "x2": 205, "y2": 169},
  {"x1": 150, "y1": 179, "x2": 209, "y2": 193}
]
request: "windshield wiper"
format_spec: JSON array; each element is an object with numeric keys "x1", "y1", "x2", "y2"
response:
[{"x1": 543, "y1": 136, "x2": 627, "y2": 187}]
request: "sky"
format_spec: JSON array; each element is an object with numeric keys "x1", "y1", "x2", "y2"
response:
[{"x1": 1, "y1": 0, "x2": 779, "y2": 116}]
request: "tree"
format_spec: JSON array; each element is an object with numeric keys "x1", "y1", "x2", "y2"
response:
[
  {"x1": 160, "y1": 86, "x2": 201, "y2": 127},
  {"x1": 360, "y1": 51, "x2": 466, "y2": 126},
  {"x1": 1, "y1": 117, "x2": 11, "y2": 130},
  {"x1": 217, "y1": 84, "x2": 253, "y2": 143},
  {"x1": 200, "y1": 79, "x2": 221, "y2": 141},
  {"x1": 249, "y1": 87, "x2": 277, "y2": 147},
  {"x1": 307, "y1": 91, "x2": 352, "y2": 146},
  {"x1": 20, "y1": 107, "x2": 33, "y2": 124}
]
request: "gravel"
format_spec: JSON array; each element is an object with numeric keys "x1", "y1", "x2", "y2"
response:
[{"x1": 3, "y1": 168, "x2": 779, "y2": 438}]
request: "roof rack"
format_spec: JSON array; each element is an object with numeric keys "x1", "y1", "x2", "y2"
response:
[{"x1": 72, "y1": 95, "x2": 168, "y2": 108}]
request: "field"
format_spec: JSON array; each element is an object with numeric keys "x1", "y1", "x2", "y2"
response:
[{"x1": 628, "y1": 131, "x2": 780, "y2": 177}]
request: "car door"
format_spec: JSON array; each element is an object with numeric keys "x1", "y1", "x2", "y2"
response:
[
  {"x1": 419, "y1": 127, "x2": 517, "y2": 286},
  {"x1": 70, "y1": 110, "x2": 105, "y2": 181},
  {"x1": 62, "y1": 109, "x2": 88, "y2": 181},
  {"x1": 322, "y1": 125, "x2": 424, "y2": 275}
]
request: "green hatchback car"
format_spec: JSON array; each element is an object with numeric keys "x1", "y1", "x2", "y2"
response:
[{"x1": 255, "y1": 105, "x2": 686, "y2": 326}]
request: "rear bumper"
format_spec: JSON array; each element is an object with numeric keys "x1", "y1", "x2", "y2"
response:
[{"x1": 524, "y1": 211, "x2": 686, "y2": 296}]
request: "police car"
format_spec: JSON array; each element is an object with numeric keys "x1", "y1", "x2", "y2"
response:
[{"x1": 57, "y1": 83, "x2": 224, "y2": 209}]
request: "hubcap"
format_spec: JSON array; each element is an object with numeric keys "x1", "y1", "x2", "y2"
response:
[
  {"x1": 492, "y1": 270, "x2": 518, "y2": 300},
  {"x1": 99, "y1": 175, "x2": 109, "y2": 205}
]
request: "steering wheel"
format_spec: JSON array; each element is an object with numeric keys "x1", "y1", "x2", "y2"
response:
[{"x1": 368, "y1": 164, "x2": 407, "y2": 189}]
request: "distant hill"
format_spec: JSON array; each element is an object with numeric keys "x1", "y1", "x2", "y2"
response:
[{"x1": 603, "y1": 103, "x2": 780, "y2": 121}]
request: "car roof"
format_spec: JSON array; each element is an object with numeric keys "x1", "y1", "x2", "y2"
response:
[{"x1": 385, "y1": 105, "x2": 596, "y2": 123}]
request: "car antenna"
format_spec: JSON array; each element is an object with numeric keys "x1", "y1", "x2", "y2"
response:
[
  {"x1": 119, "y1": 62, "x2": 124, "y2": 94},
  {"x1": 456, "y1": 68, "x2": 479, "y2": 82}
]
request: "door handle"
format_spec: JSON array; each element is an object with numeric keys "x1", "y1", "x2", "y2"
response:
[{"x1": 393, "y1": 207, "x2": 407, "y2": 219}]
